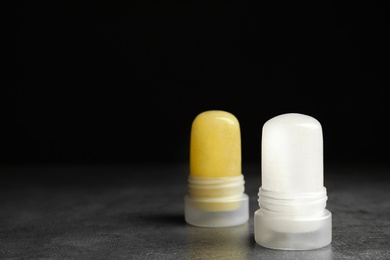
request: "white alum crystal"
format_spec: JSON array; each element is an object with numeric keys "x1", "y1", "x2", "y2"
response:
[{"x1": 254, "y1": 113, "x2": 332, "y2": 250}]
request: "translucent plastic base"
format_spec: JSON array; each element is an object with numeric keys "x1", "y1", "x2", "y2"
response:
[
  {"x1": 184, "y1": 194, "x2": 249, "y2": 227},
  {"x1": 254, "y1": 209, "x2": 332, "y2": 250}
]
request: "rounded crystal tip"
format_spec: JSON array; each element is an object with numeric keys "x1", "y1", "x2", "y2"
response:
[
  {"x1": 190, "y1": 110, "x2": 241, "y2": 178},
  {"x1": 261, "y1": 113, "x2": 324, "y2": 193}
]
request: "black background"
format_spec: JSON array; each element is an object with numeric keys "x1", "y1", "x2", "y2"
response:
[{"x1": 12, "y1": 3, "x2": 389, "y2": 168}]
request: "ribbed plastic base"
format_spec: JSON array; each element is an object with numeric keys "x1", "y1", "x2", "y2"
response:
[
  {"x1": 254, "y1": 209, "x2": 332, "y2": 250},
  {"x1": 184, "y1": 194, "x2": 249, "y2": 227}
]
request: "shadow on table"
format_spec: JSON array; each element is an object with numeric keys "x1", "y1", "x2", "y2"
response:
[{"x1": 140, "y1": 212, "x2": 186, "y2": 226}]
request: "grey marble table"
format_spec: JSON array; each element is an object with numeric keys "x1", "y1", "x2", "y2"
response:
[{"x1": 0, "y1": 163, "x2": 389, "y2": 259}]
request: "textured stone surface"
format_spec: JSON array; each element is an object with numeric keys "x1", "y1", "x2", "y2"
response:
[{"x1": 0, "y1": 163, "x2": 389, "y2": 259}]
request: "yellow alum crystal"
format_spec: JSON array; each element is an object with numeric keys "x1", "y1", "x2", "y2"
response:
[
  {"x1": 189, "y1": 110, "x2": 243, "y2": 211},
  {"x1": 190, "y1": 110, "x2": 241, "y2": 178},
  {"x1": 185, "y1": 110, "x2": 249, "y2": 226}
]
